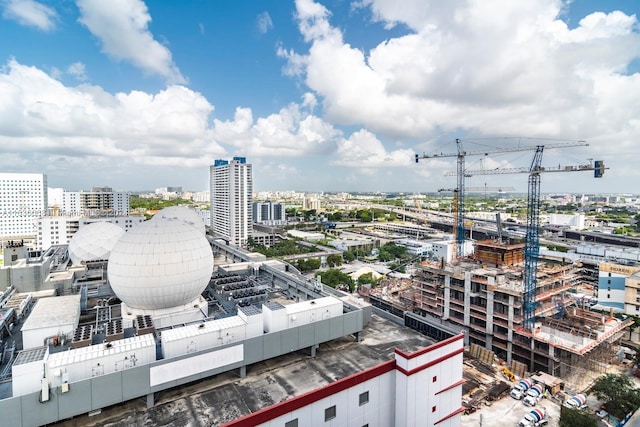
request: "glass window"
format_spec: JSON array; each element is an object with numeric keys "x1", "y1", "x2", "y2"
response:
[
  {"x1": 359, "y1": 391, "x2": 369, "y2": 406},
  {"x1": 325, "y1": 405, "x2": 336, "y2": 421},
  {"x1": 285, "y1": 420, "x2": 298, "y2": 427}
]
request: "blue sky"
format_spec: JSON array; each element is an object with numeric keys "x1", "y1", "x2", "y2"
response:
[{"x1": 0, "y1": 0, "x2": 639, "y2": 194}]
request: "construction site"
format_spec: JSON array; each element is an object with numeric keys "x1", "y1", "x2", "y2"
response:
[{"x1": 367, "y1": 139, "x2": 632, "y2": 414}]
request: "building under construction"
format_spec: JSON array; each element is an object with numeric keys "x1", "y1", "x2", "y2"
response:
[{"x1": 369, "y1": 239, "x2": 632, "y2": 378}]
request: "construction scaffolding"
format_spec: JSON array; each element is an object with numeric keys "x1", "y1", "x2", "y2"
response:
[{"x1": 374, "y1": 240, "x2": 631, "y2": 378}]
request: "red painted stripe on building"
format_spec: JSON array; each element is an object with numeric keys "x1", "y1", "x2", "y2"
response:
[
  {"x1": 434, "y1": 406, "x2": 465, "y2": 425},
  {"x1": 222, "y1": 360, "x2": 396, "y2": 427},
  {"x1": 435, "y1": 378, "x2": 466, "y2": 395},
  {"x1": 395, "y1": 347, "x2": 464, "y2": 376},
  {"x1": 395, "y1": 333, "x2": 464, "y2": 360}
]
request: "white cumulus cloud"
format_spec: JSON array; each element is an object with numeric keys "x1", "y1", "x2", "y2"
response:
[
  {"x1": 76, "y1": 0, "x2": 186, "y2": 84},
  {"x1": 286, "y1": 0, "x2": 640, "y2": 159},
  {"x1": 1, "y1": 0, "x2": 57, "y2": 31}
]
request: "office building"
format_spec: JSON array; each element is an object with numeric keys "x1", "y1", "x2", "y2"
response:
[
  {"x1": 210, "y1": 157, "x2": 252, "y2": 246},
  {"x1": 0, "y1": 173, "x2": 47, "y2": 238}
]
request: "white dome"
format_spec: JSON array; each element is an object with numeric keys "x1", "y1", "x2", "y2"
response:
[
  {"x1": 68, "y1": 222, "x2": 125, "y2": 265},
  {"x1": 107, "y1": 219, "x2": 213, "y2": 310},
  {"x1": 151, "y1": 206, "x2": 206, "y2": 234}
]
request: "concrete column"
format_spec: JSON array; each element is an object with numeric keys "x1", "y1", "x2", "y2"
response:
[
  {"x1": 239, "y1": 365, "x2": 246, "y2": 378},
  {"x1": 507, "y1": 295, "x2": 515, "y2": 365},
  {"x1": 463, "y1": 271, "x2": 471, "y2": 326},
  {"x1": 443, "y1": 275, "x2": 450, "y2": 320},
  {"x1": 486, "y1": 289, "x2": 494, "y2": 335},
  {"x1": 310, "y1": 344, "x2": 317, "y2": 357},
  {"x1": 146, "y1": 393, "x2": 155, "y2": 408}
]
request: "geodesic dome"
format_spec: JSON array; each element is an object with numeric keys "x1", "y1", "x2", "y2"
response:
[
  {"x1": 107, "y1": 218, "x2": 213, "y2": 310},
  {"x1": 68, "y1": 222, "x2": 125, "y2": 265},
  {"x1": 151, "y1": 206, "x2": 206, "y2": 234}
]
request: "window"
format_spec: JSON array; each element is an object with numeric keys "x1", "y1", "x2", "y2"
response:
[
  {"x1": 433, "y1": 376, "x2": 437, "y2": 382},
  {"x1": 432, "y1": 406, "x2": 437, "y2": 413},
  {"x1": 359, "y1": 391, "x2": 369, "y2": 406},
  {"x1": 285, "y1": 420, "x2": 298, "y2": 427},
  {"x1": 325, "y1": 405, "x2": 336, "y2": 421}
]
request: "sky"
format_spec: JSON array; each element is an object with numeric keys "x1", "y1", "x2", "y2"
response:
[{"x1": 0, "y1": 0, "x2": 639, "y2": 194}]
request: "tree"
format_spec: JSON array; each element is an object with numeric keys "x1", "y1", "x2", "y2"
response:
[
  {"x1": 590, "y1": 373, "x2": 640, "y2": 420},
  {"x1": 343, "y1": 251, "x2": 356, "y2": 263},
  {"x1": 327, "y1": 211, "x2": 343, "y2": 221},
  {"x1": 357, "y1": 272, "x2": 381, "y2": 288},
  {"x1": 378, "y1": 242, "x2": 407, "y2": 262},
  {"x1": 357, "y1": 209, "x2": 373, "y2": 222},
  {"x1": 296, "y1": 258, "x2": 321, "y2": 272},
  {"x1": 559, "y1": 406, "x2": 598, "y2": 427},
  {"x1": 388, "y1": 262, "x2": 406, "y2": 274},
  {"x1": 316, "y1": 269, "x2": 355, "y2": 292},
  {"x1": 327, "y1": 254, "x2": 343, "y2": 268}
]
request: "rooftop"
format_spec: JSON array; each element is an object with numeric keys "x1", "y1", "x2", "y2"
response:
[
  {"x1": 21, "y1": 294, "x2": 81, "y2": 331},
  {"x1": 52, "y1": 313, "x2": 433, "y2": 427}
]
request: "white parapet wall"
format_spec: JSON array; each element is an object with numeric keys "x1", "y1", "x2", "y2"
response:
[
  {"x1": 12, "y1": 346, "x2": 49, "y2": 396},
  {"x1": 45, "y1": 334, "x2": 156, "y2": 388},
  {"x1": 285, "y1": 296, "x2": 343, "y2": 329},
  {"x1": 262, "y1": 301, "x2": 287, "y2": 333},
  {"x1": 160, "y1": 316, "x2": 247, "y2": 360}
]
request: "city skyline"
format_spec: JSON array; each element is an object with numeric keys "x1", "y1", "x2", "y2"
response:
[{"x1": 0, "y1": 0, "x2": 639, "y2": 193}]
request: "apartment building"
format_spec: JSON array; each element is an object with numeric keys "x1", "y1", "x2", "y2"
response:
[
  {"x1": 36, "y1": 216, "x2": 144, "y2": 250},
  {"x1": 252, "y1": 201, "x2": 286, "y2": 225},
  {"x1": 61, "y1": 187, "x2": 129, "y2": 216},
  {"x1": 0, "y1": 173, "x2": 47, "y2": 238},
  {"x1": 210, "y1": 157, "x2": 253, "y2": 247}
]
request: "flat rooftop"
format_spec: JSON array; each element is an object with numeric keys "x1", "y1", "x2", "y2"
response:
[
  {"x1": 52, "y1": 313, "x2": 433, "y2": 427},
  {"x1": 21, "y1": 294, "x2": 81, "y2": 331}
]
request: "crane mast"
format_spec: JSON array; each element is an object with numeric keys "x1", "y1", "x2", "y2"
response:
[
  {"x1": 462, "y1": 148, "x2": 607, "y2": 330},
  {"x1": 416, "y1": 138, "x2": 588, "y2": 261},
  {"x1": 455, "y1": 140, "x2": 465, "y2": 259},
  {"x1": 524, "y1": 146, "x2": 544, "y2": 330}
]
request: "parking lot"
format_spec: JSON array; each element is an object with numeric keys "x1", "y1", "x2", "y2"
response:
[{"x1": 461, "y1": 393, "x2": 561, "y2": 427}]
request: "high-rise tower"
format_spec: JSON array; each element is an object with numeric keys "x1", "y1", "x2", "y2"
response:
[
  {"x1": 0, "y1": 173, "x2": 48, "y2": 238},
  {"x1": 209, "y1": 157, "x2": 253, "y2": 246}
]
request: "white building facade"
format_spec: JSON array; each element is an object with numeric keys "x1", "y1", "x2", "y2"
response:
[
  {"x1": 224, "y1": 334, "x2": 465, "y2": 427},
  {"x1": 61, "y1": 187, "x2": 129, "y2": 216},
  {"x1": 210, "y1": 157, "x2": 253, "y2": 246},
  {"x1": 0, "y1": 173, "x2": 48, "y2": 238},
  {"x1": 36, "y1": 216, "x2": 144, "y2": 250}
]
